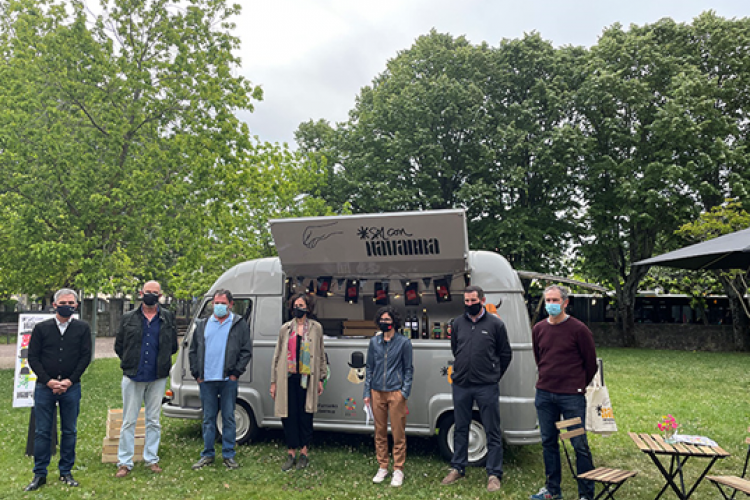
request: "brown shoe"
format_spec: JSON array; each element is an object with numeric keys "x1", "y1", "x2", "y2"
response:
[
  {"x1": 487, "y1": 475, "x2": 501, "y2": 492},
  {"x1": 148, "y1": 463, "x2": 163, "y2": 473},
  {"x1": 115, "y1": 466, "x2": 130, "y2": 478},
  {"x1": 441, "y1": 468, "x2": 464, "y2": 485}
]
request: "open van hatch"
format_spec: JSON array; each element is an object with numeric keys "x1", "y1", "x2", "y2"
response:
[{"x1": 269, "y1": 209, "x2": 469, "y2": 279}]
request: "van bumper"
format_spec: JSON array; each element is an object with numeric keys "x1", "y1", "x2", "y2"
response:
[
  {"x1": 503, "y1": 428, "x2": 541, "y2": 445},
  {"x1": 162, "y1": 400, "x2": 202, "y2": 420}
]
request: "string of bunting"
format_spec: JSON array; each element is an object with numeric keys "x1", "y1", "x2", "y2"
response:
[{"x1": 285, "y1": 271, "x2": 469, "y2": 305}]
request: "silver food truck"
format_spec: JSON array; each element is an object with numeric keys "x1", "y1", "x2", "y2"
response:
[{"x1": 163, "y1": 209, "x2": 540, "y2": 464}]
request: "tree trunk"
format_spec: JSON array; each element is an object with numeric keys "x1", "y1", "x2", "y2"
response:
[
  {"x1": 728, "y1": 294, "x2": 750, "y2": 351},
  {"x1": 616, "y1": 296, "x2": 636, "y2": 347},
  {"x1": 615, "y1": 266, "x2": 648, "y2": 348},
  {"x1": 720, "y1": 274, "x2": 750, "y2": 351}
]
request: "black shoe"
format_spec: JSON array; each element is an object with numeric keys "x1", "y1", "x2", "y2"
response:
[
  {"x1": 223, "y1": 457, "x2": 239, "y2": 469},
  {"x1": 296, "y1": 454, "x2": 309, "y2": 470},
  {"x1": 281, "y1": 454, "x2": 296, "y2": 472},
  {"x1": 192, "y1": 456, "x2": 215, "y2": 470},
  {"x1": 24, "y1": 476, "x2": 46, "y2": 491},
  {"x1": 59, "y1": 473, "x2": 79, "y2": 487}
]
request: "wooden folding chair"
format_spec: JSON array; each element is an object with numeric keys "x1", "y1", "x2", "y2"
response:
[
  {"x1": 707, "y1": 427, "x2": 750, "y2": 499},
  {"x1": 556, "y1": 417, "x2": 637, "y2": 500}
]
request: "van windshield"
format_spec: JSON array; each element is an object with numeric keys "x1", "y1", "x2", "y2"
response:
[{"x1": 199, "y1": 299, "x2": 252, "y2": 323}]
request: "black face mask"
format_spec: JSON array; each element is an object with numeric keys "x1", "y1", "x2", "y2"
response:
[
  {"x1": 142, "y1": 293, "x2": 159, "y2": 306},
  {"x1": 293, "y1": 307, "x2": 307, "y2": 319},
  {"x1": 56, "y1": 305, "x2": 75, "y2": 318},
  {"x1": 465, "y1": 302, "x2": 483, "y2": 316},
  {"x1": 378, "y1": 322, "x2": 393, "y2": 333}
]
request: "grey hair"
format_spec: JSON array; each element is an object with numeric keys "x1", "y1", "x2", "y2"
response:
[
  {"x1": 544, "y1": 285, "x2": 569, "y2": 302},
  {"x1": 54, "y1": 288, "x2": 79, "y2": 303}
]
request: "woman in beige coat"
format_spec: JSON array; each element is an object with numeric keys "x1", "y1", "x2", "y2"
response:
[{"x1": 270, "y1": 293, "x2": 327, "y2": 471}]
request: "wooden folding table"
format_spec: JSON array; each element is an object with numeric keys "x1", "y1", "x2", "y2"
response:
[{"x1": 629, "y1": 432, "x2": 730, "y2": 499}]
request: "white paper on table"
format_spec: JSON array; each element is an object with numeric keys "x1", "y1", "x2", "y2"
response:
[
  {"x1": 365, "y1": 403, "x2": 374, "y2": 425},
  {"x1": 672, "y1": 434, "x2": 718, "y2": 447}
]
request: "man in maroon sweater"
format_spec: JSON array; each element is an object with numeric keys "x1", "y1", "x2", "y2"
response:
[{"x1": 530, "y1": 285, "x2": 598, "y2": 500}]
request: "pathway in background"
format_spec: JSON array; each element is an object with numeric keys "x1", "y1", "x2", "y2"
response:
[{"x1": 0, "y1": 336, "x2": 117, "y2": 370}]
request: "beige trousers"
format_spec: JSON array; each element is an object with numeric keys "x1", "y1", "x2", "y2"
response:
[{"x1": 371, "y1": 389, "x2": 407, "y2": 470}]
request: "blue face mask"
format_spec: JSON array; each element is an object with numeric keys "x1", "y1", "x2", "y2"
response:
[
  {"x1": 545, "y1": 303, "x2": 562, "y2": 317},
  {"x1": 214, "y1": 304, "x2": 228, "y2": 318}
]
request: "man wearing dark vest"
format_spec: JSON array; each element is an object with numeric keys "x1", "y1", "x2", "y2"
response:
[{"x1": 25, "y1": 288, "x2": 92, "y2": 491}]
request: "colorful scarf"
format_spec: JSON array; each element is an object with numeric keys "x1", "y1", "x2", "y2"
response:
[{"x1": 287, "y1": 320, "x2": 312, "y2": 377}]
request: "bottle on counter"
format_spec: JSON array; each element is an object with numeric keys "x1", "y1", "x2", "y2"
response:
[
  {"x1": 402, "y1": 316, "x2": 411, "y2": 337},
  {"x1": 421, "y1": 308, "x2": 429, "y2": 339},
  {"x1": 432, "y1": 322, "x2": 441, "y2": 339}
]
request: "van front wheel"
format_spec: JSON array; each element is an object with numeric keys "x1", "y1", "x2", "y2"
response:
[
  {"x1": 217, "y1": 399, "x2": 259, "y2": 445},
  {"x1": 437, "y1": 413, "x2": 488, "y2": 467}
]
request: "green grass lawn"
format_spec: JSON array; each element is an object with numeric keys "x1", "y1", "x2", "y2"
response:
[{"x1": 1, "y1": 347, "x2": 749, "y2": 499}]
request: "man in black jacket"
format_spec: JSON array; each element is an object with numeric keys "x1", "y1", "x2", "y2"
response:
[
  {"x1": 441, "y1": 285, "x2": 512, "y2": 493},
  {"x1": 189, "y1": 289, "x2": 252, "y2": 470},
  {"x1": 25, "y1": 288, "x2": 92, "y2": 491},
  {"x1": 114, "y1": 281, "x2": 178, "y2": 478}
]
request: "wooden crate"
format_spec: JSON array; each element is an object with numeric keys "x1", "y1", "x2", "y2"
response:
[
  {"x1": 106, "y1": 408, "x2": 146, "y2": 439},
  {"x1": 101, "y1": 437, "x2": 144, "y2": 463}
]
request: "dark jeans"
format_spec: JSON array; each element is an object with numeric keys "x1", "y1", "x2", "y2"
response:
[
  {"x1": 451, "y1": 382, "x2": 503, "y2": 478},
  {"x1": 33, "y1": 382, "x2": 81, "y2": 477},
  {"x1": 199, "y1": 379, "x2": 238, "y2": 459},
  {"x1": 535, "y1": 389, "x2": 595, "y2": 499},
  {"x1": 282, "y1": 374, "x2": 314, "y2": 450}
]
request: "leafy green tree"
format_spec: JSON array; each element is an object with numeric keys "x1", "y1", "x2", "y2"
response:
[
  {"x1": 307, "y1": 31, "x2": 583, "y2": 272},
  {"x1": 0, "y1": 0, "x2": 262, "y2": 299},
  {"x1": 575, "y1": 18, "x2": 718, "y2": 345},
  {"x1": 575, "y1": 14, "x2": 750, "y2": 344},
  {"x1": 169, "y1": 139, "x2": 345, "y2": 298},
  {"x1": 467, "y1": 36, "x2": 586, "y2": 272},
  {"x1": 294, "y1": 118, "x2": 349, "y2": 209}
]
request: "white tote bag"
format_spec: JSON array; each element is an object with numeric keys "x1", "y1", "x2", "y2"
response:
[{"x1": 585, "y1": 359, "x2": 617, "y2": 436}]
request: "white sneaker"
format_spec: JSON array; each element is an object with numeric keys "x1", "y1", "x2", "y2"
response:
[
  {"x1": 373, "y1": 468, "x2": 389, "y2": 483},
  {"x1": 391, "y1": 470, "x2": 404, "y2": 487}
]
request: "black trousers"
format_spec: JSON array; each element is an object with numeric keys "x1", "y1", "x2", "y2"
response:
[{"x1": 282, "y1": 374, "x2": 314, "y2": 450}]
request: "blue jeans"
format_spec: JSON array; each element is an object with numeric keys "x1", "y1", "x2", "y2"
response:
[
  {"x1": 199, "y1": 379, "x2": 238, "y2": 459},
  {"x1": 451, "y1": 383, "x2": 504, "y2": 478},
  {"x1": 535, "y1": 389, "x2": 595, "y2": 499},
  {"x1": 33, "y1": 382, "x2": 81, "y2": 477},
  {"x1": 118, "y1": 376, "x2": 168, "y2": 468}
]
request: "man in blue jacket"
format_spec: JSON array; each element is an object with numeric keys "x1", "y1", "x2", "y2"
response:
[
  {"x1": 114, "y1": 280, "x2": 178, "y2": 477},
  {"x1": 189, "y1": 289, "x2": 252, "y2": 470},
  {"x1": 441, "y1": 285, "x2": 512, "y2": 493}
]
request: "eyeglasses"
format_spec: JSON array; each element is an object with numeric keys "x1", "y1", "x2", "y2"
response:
[{"x1": 57, "y1": 301, "x2": 76, "y2": 306}]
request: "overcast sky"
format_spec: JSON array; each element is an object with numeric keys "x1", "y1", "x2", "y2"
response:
[{"x1": 234, "y1": 0, "x2": 750, "y2": 147}]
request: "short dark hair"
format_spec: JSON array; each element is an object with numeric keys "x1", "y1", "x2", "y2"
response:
[
  {"x1": 288, "y1": 292, "x2": 315, "y2": 315},
  {"x1": 213, "y1": 289, "x2": 233, "y2": 303},
  {"x1": 373, "y1": 306, "x2": 402, "y2": 331},
  {"x1": 464, "y1": 285, "x2": 484, "y2": 299}
]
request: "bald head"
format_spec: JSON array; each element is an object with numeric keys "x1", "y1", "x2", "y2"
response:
[
  {"x1": 140, "y1": 281, "x2": 162, "y2": 309},
  {"x1": 143, "y1": 281, "x2": 161, "y2": 294}
]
